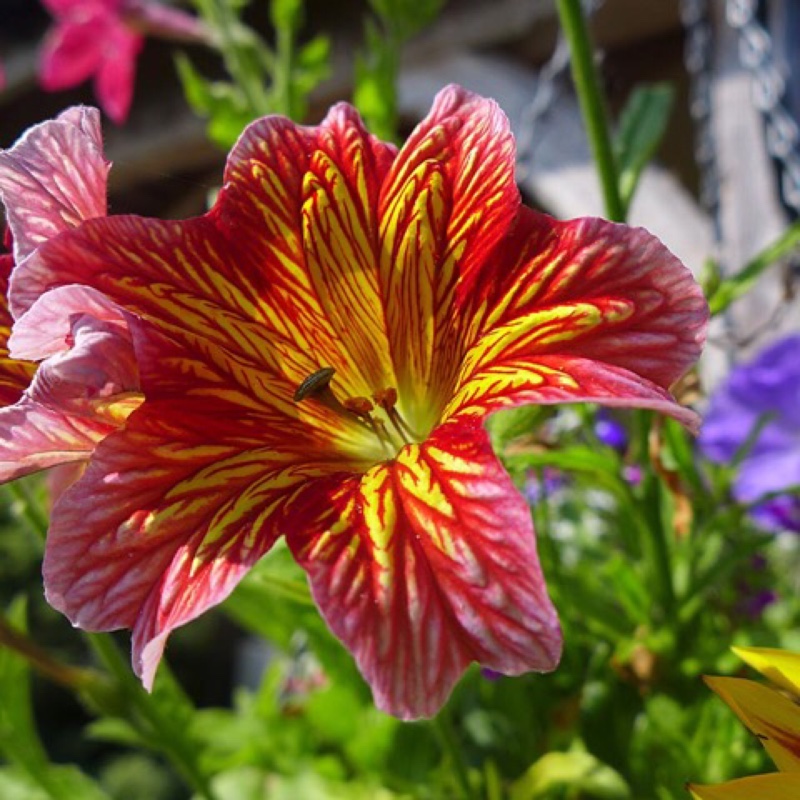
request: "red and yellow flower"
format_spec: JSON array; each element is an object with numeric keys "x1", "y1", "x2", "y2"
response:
[
  {"x1": 0, "y1": 86, "x2": 707, "y2": 718},
  {"x1": 689, "y1": 648, "x2": 800, "y2": 799}
]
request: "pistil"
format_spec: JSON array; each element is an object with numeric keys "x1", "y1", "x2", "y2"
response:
[{"x1": 294, "y1": 368, "x2": 418, "y2": 459}]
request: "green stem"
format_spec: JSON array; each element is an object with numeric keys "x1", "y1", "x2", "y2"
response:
[
  {"x1": 555, "y1": 0, "x2": 625, "y2": 221},
  {"x1": 433, "y1": 711, "x2": 475, "y2": 800},
  {"x1": 634, "y1": 412, "x2": 676, "y2": 619},
  {"x1": 0, "y1": 616, "x2": 99, "y2": 692},
  {"x1": 709, "y1": 219, "x2": 800, "y2": 314},
  {"x1": 87, "y1": 634, "x2": 219, "y2": 800},
  {"x1": 273, "y1": 16, "x2": 295, "y2": 117}
]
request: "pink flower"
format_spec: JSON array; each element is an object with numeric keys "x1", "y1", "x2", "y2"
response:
[
  {"x1": 38, "y1": 0, "x2": 207, "y2": 123},
  {"x1": 0, "y1": 107, "x2": 141, "y2": 483}
]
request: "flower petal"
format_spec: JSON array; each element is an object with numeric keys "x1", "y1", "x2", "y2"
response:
[
  {"x1": 286, "y1": 420, "x2": 562, "y2": 719},
  {"x1": 218, "y1": 103, "x2": 397, "y2": 398},
  {"x1": 0, "y1": 399, "x2": 112, "y2": 482},
  {"x1": 377, "y1": 85, "x2": 519, "y2": 429},
  {"x1": 0, "y1": 254, "x2": 35, "y2": 406},
  {"x1": 93, "y1": 23, "x2": 142, "y2": 123},
  {"x1": 43, "y1": 408, "x2": 330, "y2": 689},
  {"x1": 0, "y1": 284, "x2": 140, "y2": 481},
  {"x1": 689, "y1": 774, "x2": 800, "y2": 800},
  {"x1": 705, "y1": 676, "x2": 800, "y2": 771},
  {"x1": 732, "y1": 647, "x2": 800, "y2": 697},
  {"x1": 444, "y1": 209, "x2": 708, "y2": 429},
  {"x1": 0, "y1": 106, "x2": 109, "y2": 275},
  {"x1": 39, "y1": 15, "x2": 106, "y2": 91}
]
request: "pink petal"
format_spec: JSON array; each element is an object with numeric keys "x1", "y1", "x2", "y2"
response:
[
  {"x1": 9, "y1": 284, "x2": 127, "y2": 361},
  {"x1": 286, "y1": 421, "x2": 562, "y2": 719},
  {"x1": 122, "y1": 0, "x2": 208, "y2": 43},
  {"x1": 39, "y1": 13, "x2": 109, "y2": 90},
  {"x1": 93, "y1": 23, "x2": 142, "y2": 123},
  {"x1": 0, "y1": 398, "x2": 113, "y2": 482},
  {"x1": 0, "y1": 285, "x2": 140, "y2": 481},
  {"x1": 0, "y1": 107, "x2": 109, "y2": 282}
]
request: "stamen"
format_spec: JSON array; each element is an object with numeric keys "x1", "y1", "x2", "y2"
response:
[
  {"x1": 293, "y1": 367, "x2": 337, "y2": 403},
  {"x1": 373, "y1": 387, "x2": 418, "y2": 443}
]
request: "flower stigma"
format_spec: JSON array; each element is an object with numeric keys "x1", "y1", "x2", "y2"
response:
[{"x1": 294, "y1": 367, "x2": 421, "y2": 461}]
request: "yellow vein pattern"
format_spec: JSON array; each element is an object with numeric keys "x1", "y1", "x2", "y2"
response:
[{"x1": 287, "y1": 421, "x2": 560, "y2": 718}]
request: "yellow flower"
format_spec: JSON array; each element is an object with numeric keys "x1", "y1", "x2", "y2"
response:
[{"x1": 689, "y1": 647, "x2": 800, "y2": 799}]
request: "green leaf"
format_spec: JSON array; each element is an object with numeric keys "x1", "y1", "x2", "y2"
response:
[
  {"x1": 175, "y1": 53, "x2": 254, "y2": 148},
  {"x1": 510, "y1": 751, "x2": 632, "y2": 799},
  {"x1": 614, "y1": 83, "x2": 675, "y2": 214}
]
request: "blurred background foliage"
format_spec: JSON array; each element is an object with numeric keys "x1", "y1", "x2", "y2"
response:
[{"x1": 2, "y1": 0, "x2": 800, "y2": 798}]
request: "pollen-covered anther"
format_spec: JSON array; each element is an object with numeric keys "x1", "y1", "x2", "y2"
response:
[{"x1": 343, "y1": 396, "x2": 375, "y2": 415}]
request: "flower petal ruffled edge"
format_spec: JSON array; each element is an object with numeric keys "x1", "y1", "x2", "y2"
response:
[
  {"x1": 286, "y1": 420, "x2": 561, "y2": 719},
  {"x1": 0, "y1": 106, "x2": 109, "y2": 284},
  {"x1": 445, "y1": 210, "x2": 708, "y2": 432}
]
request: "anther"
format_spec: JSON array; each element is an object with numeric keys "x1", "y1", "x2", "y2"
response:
[
  {"x1": 343, "y1": 396, "x2": 375, "y2": 415},
  {"x1": 373, "y1": 387, "x2": 398, "y2": 410},
  {"x1": 293, "y1": 367, "x2": 336, "y2": 402}
]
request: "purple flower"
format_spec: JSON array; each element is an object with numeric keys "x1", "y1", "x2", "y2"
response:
[
  {"x1": 699, "y1": 335, "x2": 800, "y2": 533},
  {"x1": 595, "y1": 409, "x2": 629, "y2": 452}
]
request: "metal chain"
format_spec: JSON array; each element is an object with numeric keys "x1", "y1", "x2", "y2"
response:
[
  {"x1": 515, "y1": 0, "x2": 605, "y2": 182},
  {"x1": 680, "y1": 0, "x2": 721, "y2": 233},
  {"x1": 726, "y1": 0, "x2": 800, "y2": 213}
]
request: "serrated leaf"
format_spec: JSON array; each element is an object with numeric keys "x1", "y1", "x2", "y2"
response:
[{"x1": 615, "y1": 83, "x2": 675, "y2": 214}]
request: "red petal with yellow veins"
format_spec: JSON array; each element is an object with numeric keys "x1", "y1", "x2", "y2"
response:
[
  {"x1": 446, "y1": 209, "x2": 708, "y2": 429},
  {"x1": 378, "y1": 85, "x2": 519, "y2": 429},
  {"x1": 286, "y1": 420, "x2": 561, "y2": 719},
  {"x1": 43, "y1": 407, "x2": 334, "y2": 688},
  {"x1": 0, "y1": 253, "x2": 34, "y2": 406},
  {"x1": 217, "y1": 104, "x2": 397, "y2": 397}
]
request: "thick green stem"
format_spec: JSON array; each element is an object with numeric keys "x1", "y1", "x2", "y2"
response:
[
  {"x1": 87, "y1": 634, "x2": 219, "y2": 800},
  {"x1": 555, "y1": 0, "x2": 625, "y2": 221}
]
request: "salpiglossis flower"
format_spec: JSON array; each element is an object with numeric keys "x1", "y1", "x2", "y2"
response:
[
  {"x1": 9, "y1": 86, "x2": 707, "y2": 718},
  {"x1": 689, "y1": 647, "x2": 800, "y2": 800},
  {"x1": 0, "y1": 106, "x2": 141, "y2": 484}
]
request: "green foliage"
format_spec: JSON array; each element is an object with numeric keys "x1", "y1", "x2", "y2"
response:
[
  {"x1": 178, "y1": 0, "x2": 331, "y2": 147},
  {"x1": 707, "y1": 218, "x2": 800, "y2": 314},
  {"x1": 353, "y1": 0, "x2": 445, "y2": 141},
  {"x1": 613, "y1": 83, "x2": 675, "y2": 216}
]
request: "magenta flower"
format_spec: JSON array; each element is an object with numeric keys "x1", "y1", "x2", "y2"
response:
[
  {"x1": 38, "y1": 0, "x2": 207, "y2": 123},
  {"x1": 2, "y1": 89, "x2": 707, "y2": 718},
  {"x1": 0, "y1": 106, "x2": 141, "y2": 482}
]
